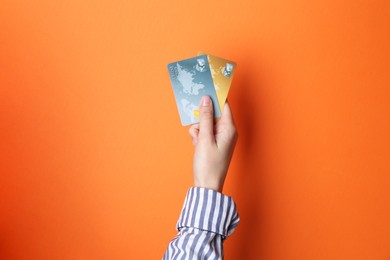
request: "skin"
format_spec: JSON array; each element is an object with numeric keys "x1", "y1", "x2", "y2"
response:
[{"x1": 189, "y1": 96, "x2": 238, "y2": 193}]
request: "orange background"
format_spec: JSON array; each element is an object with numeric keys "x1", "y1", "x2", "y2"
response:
[{"x1": 1, "y1": 0, "x2": 389, "y2": 259}]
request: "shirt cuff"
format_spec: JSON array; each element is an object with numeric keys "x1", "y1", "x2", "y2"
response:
[{"x1": 176, "y1": 187, "x2": 240, "y2": 239}]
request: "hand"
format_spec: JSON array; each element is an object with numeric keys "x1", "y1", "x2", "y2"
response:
[{"x1": 189, "y1": 96, "x2": 238, "y2": 193}]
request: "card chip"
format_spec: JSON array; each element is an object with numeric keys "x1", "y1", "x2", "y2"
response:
[{"x1": 194, "y1": 109, "x2": 199, "y2": 119}]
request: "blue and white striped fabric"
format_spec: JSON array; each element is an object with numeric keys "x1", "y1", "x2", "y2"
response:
[{"x1": 163, "y1": 187, "x2": 240, "y2": 260}]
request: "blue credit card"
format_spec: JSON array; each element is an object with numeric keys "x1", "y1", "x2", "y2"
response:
[{"x1": 167, "y1": 55, "x2": 221, "y2": 126}]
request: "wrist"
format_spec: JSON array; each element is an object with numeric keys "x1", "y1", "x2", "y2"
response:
[{"x1": 194, "y1": 178, "x2": 224, "y2": 193}]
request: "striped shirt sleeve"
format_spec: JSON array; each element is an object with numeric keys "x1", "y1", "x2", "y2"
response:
[{"x1": 163, "y1": 187, "x2": 240, "y2": 260}]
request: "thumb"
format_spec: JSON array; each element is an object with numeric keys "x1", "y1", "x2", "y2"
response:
[{"x1": 199, "y1": 96, "x2": 215, "y2": 142}]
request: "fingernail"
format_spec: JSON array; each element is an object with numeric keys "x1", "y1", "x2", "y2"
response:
[{"x1": 202, "y1": 96, "x2": 210, "y2": 106}]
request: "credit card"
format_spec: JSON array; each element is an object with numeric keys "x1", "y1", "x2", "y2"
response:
[
  {"x1": 167, "y1": 55, "x2": 221, "y2": 126},
  {"x1": 199, "y1": 53, "x2": 236, "y2": 112}
]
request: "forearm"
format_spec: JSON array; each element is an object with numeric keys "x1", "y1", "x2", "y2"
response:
[{"x1": 163, "y1": 187, "x2": 239, "y2": 260}]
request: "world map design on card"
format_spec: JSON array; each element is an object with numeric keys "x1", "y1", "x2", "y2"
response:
[{"x1": 167, "y1": 55, "x2": 221, "y2": 126}]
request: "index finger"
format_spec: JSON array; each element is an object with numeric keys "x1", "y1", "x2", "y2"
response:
[{"x1": 219, "y1": 101, "x2": 235, "y2": 126}]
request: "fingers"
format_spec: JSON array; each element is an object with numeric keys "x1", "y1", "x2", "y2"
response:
[
  {"x1": 189, "y1": 123, "x2": 200, "y2": 146},
  {"x1": 220, "y1": 101, "x2": 235, "y2": 126},
  {"x1": 199, "y1": 96, "x2": 215, "y2": 142},
  {"x1": 216, "y1": 101, "x2": 238, "y2": 143}
]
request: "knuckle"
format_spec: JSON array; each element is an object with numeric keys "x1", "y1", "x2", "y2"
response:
[
  {"x1": 227, "y1": 126, "x2": 238, "y2": 139},
  {"x1": 201, "y1": 108, "x2": 213, "y2": 118}
]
